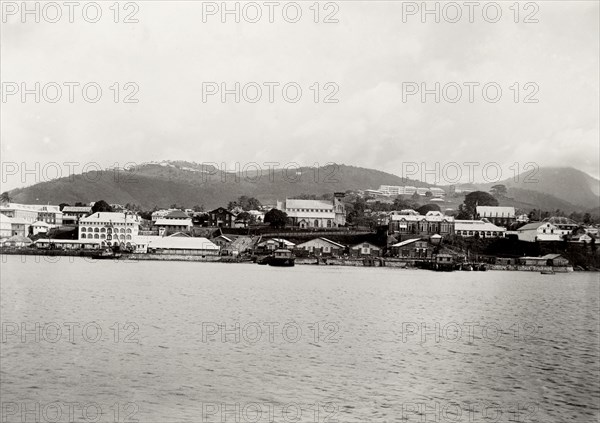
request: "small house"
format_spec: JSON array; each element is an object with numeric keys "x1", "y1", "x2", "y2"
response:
[
  {"x1": 295, "y1": 237, "x2": 346, "y2": 257},
  {"x1": 349, "y1": 242, "x2": 382, "y2": 257}
]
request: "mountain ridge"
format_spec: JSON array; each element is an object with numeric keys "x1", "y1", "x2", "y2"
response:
[{"x1": 5, "y1": 161, "x2": 599, "y2": 213}]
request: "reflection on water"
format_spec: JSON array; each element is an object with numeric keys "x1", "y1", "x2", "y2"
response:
[{"x1": 1, "y1": 256, "x2": 599, "y2": 422}]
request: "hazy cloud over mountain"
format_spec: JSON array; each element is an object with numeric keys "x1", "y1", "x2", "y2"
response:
[{"x1": 2, "y1": 1, "x2": 598, "y2": 190}]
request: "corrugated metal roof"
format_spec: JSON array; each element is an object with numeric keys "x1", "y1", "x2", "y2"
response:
[
  {"x1": 391, "y1": 238, "x2": 421, "y2": 247},
  {"x1": 476, "y1": 206, "x2": 516, "y2": 217},
  {"x1": 154, "y1": 218, "x2": 192, "y2": 226},
  {"x1": 285, "y1": 199, "x2": 333, "y2": 210},
  {"x1": 139, "y1": 235, "x2": 219, "y2": 250}
]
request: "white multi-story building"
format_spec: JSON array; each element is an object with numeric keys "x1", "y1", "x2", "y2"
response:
[
  {"x1": 79, "y1": 212, "x2": 141, "y2": 247},
  {"x1": 378, "y1": 185, "x2": 401, "y2": 196},
  {"x1": 62, "y1": 206, "x2": 92, "y2": 225},
  {"x1": 0, "y1": 203, "x2": 62, "y2": 226},
  {"x1": 0, "y1": 214, "x2": 13, "y2": 238},
  {"x1": 429, "y1": 187, "x2": 446, "y2": 198},
  {"x1": 516, "y1": 217, "x2": 579, "y2": 242}
]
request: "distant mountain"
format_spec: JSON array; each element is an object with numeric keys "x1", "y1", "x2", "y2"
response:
[
  {"x1": 481, "y1": 167, "x2": 600, "y2": 210},
  {"x1": 6, "y1": 161, "x2": 599, "y2": 213},
  {"x1": 6, "y1": 162, "x2": 429, "y2": 210}
]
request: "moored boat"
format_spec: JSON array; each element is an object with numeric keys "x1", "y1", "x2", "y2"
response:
[
  {"x1": 91, "y1": 248, "x2": 122, "y2": 260},
  {"x1": 267, "y1": 249, "x2": 295, "y2": 267}
]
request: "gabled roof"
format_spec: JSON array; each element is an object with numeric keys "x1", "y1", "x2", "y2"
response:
[
  {"x1": 81, "y1": 212, "x2": 140, "y2": 224},
  {"x1": 137, "y1": 235, "x2": 219, "y2": 250},
  {"x1": 455, "y1": 220, "x2": 506, "y2": 231},
  {"x1": 351, "y1": 242, "x2": 381, "y2": 249},
  {"x1": 62, "y1": 206, "x2": 92, "y2": 213},
  {"x1": 285, "y1": 199, "x2": 333, "y2": 210},
  {"x1": 209, "y1": 207, "x2": 236, "y2": 215},
  {"x1": 214, "y1": 235, "x2": 233, "y2": 242},
  {"x1": 541, "y1": 254, "x2": 563, "y2": 260},
  {"x1": 517, "y1": 222, "x2": 546, "y2": 231},
  {"x1": 0, "y1": 213, "x2": 13, "y2": 223},
  {"x1": 257, "y1": 238, "x2": 295, "y2": 247},
  {"x1": 164, "y1": 210, "x2": 189, "y2": 219},
  {"x1": 32, "y1": 221, "x2": 51, "y2": 227},
  {"x1": 4, "y1": 235, "x2": 32, "y2": 243},
  {"x1": 296, "y1": 237, "x2": 345, "y2": 249},
  {"x1": 391, "y1": 238, "x2": 421, "y2": 247}
]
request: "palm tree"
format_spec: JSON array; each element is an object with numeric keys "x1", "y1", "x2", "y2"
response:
[{"x1": 0, "y1": 192, "x2": 11, "y2": 205}]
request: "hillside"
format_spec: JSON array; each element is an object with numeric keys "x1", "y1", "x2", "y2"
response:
[
  {"x1": 481, "y1": 167, "x2": 600, "y2": 209},
  {"x1": 6, "y1": 162, "x2": 598, "y2": 214},
  {"x1": 6, "y1": 162, "x2": 428, "y2": 210}
]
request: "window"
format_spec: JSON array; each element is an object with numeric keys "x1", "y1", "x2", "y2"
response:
[
  {"x1": 81, "y1": 233, "x2": 86, "y2": 238},
  {"x1": 94, "y1": 228, "x2": 99, "y2": 233},
  {"x1": 100, "y1": 227, "x2": 106, "y2": 233}
]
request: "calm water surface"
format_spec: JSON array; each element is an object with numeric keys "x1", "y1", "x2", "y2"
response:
[{"x1": 1, "y1": 256, "x2": 599, "y2": 422}]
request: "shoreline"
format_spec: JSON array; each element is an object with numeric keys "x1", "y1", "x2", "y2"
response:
[{"x1": 0, "y1": 250, "x2": 586, "y2": 272}]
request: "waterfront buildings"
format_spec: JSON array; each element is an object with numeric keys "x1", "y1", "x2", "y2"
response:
[
  {"x1": 255, "y1": 238, "x2": 295, "y2": 253},
  {"x1": 516, "y1": 217, "x2": 579, "y2": 242},
  {"x1": 0, "y1": 203, "x2": 47, "y2": 224},
  {"x1": 295, "y1": 237, "x2": 345, "y2": 256},
  {"x1": 390, "y1": 238, "x2": 435, "y2": 259},
  {"x1": 153, "y1": 211, "x2": 194, "y2": 235},
  {"x1": 0, "y1": 214, "x2": 13, "y2": 238},
  {"x1": 388, "y1": 211, "x2": 455, "y2": 238},
  {"x1": 79, "y1": 212, "x2": 141, "y2": 247},
  {"x1": 276, "y1": 193, "x2": 346, "y2": 228},
  {"x1": 31, "y1": 221, "x2": 51, "y2": 235},
  {"x1": 454, "y1": 220, "x2": 506, "y2": 238},
  {"x1": 349, "y1": 242, "x2": 382, "y2": 257},
  {"x1": 0, "y1": 204, "x2": 63, "y2": 233},
  {"x1": 136, "y1": 234, "x2": 219, "y2": 255}
]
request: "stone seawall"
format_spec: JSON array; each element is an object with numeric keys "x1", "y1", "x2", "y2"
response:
[
  {"x1": 127, "y1": 254, "x2": 222, "y2": 262},
  {"x1": 488, "y1": 264, "x2": 574, "y2": 272}
]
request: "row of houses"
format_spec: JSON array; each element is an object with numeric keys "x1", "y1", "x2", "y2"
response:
[
  {"x1": 365, "y1": 185, "x2": 447, "y2": 198},
  {"x1": 388, "y1": 210, "x2": 508, "y2": 239},
  {"x1": 512, "y1": 217, "x2": 597, "y2": 243}
]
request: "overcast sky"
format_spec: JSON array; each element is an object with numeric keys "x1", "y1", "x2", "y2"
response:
[{"x1": 1, "y1": 1, "x2": 599, "y2": 190}]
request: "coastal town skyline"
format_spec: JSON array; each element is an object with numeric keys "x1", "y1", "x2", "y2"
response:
[{"x1": 2, "y1": 2, "x2": 599, "y2": 422}]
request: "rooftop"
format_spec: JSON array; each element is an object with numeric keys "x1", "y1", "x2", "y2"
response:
[
  {"x1": 285, "y1": 199, "x2": 333, "y2": 210},
  {"x1": 476, "y1": 206, "x2": 516, "y2": 217},
  {"x1": 154, "y1": 218, "x2": 192, "y2": 226}
]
